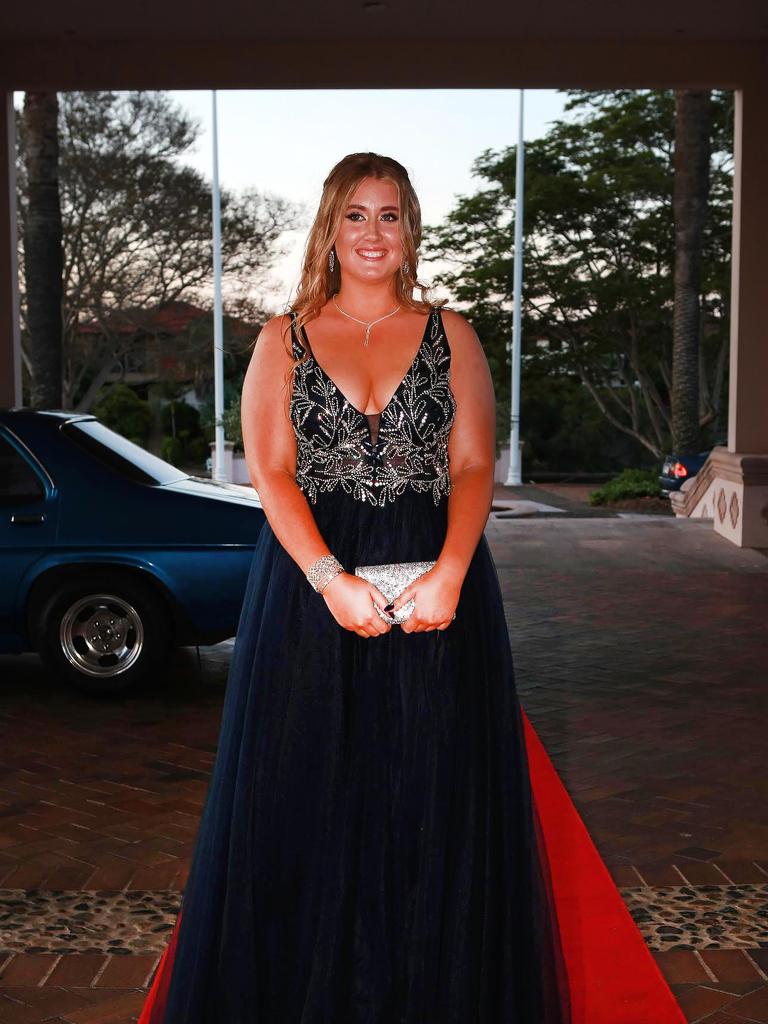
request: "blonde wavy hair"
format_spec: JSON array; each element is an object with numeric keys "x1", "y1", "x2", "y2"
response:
[{"x1": 278, "y1": 152, "x2": 447, "y2": 396}]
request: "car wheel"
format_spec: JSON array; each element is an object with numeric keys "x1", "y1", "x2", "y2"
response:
[{"x1": 34, "y1": 573, "x2": 173, "y2": 695}]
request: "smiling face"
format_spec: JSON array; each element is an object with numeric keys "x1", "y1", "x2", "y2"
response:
[{"x1": 333, "y1": 176, "x2": 404, "y2": 285}]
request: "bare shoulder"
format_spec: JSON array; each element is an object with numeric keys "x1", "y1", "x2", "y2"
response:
[
  {"x1": 255, "y1": 312, "x2": 295, "y2": 350},
  {"x1": 246, "y1": 313, "x2": 296, "y2": 370},
  {"x1": 437, "y1": 306, "x2": 487, "y2": 374},
  {"x1": 436, "y1": 304, "x2": 493, "y2": 403},
  {"x1": 438, "y1": 306, "x2": 482, "y2": 354}
]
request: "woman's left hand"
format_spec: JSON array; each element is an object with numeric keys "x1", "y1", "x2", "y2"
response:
[{"x1": 388, "y1": 563, "x2": 463, "y2": 633}]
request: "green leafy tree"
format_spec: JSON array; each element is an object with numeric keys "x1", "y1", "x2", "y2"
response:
[
  {"x1": 423, "y1": 89, "x2": 733, "y2": 461},
  {"x1": 92, "y1": 382, "x2": 152, "y2": 445},
  {"x1": 161, "y1": 398, "x2": 201, "y2": 440},
  {"x1": 221, "y1": 394, "x2": 244, "y2": 453}
]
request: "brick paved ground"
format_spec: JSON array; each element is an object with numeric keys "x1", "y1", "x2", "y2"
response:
[{"x1": 1, "y1": 489, "x2": 766, "y2": 1023}]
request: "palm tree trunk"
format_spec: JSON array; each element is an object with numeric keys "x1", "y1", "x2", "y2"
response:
[
  {"x1": 22, "y1": 91, "x2": 63, "y2": 409},
  {"x1": 671, "y1": 89, "x2": 712, "y2": 455}
]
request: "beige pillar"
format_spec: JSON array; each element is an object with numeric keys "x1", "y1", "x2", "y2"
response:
[
  {"x1": 0, "y1": 92, "x2": 21, "y2": 409},
  {"x1": 707, "y1": 78, "x2": 768, "y2": 548}
]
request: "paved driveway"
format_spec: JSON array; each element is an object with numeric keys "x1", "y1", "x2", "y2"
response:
[{"x1": 1, "y1": 510, "x2": 766, "y2": 1023}]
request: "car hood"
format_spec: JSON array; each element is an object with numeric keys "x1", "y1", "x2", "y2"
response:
[{"x1": 160, "y1": 475, "x2": 263, "y2": 509}]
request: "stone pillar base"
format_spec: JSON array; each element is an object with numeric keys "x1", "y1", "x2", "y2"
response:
[{"x1": 709, "y1": 448, "x2": 768, "y2": 548}]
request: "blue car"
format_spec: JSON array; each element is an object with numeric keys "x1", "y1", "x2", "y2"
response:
[
  {"x1": 1, "y1": 409, "x2": 265, "y2": 694},
  {"x1": 658, "y1": 437, "x2": 726, "y2": 496}
]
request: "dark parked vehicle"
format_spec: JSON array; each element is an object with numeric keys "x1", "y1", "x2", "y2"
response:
[
  {"x1": 658, "y1": 438, "x2": 726, "y2": 496},
  {"x1": 0, "y1": 409, "x2": 265, "y2": 694}
]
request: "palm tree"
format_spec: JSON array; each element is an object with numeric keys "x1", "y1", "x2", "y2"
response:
[{"x1": 22, "y1": 91, "x2": 63, "y2": 409}]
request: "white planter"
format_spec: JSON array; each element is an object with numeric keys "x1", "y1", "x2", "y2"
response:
[{"x1": 232, "y1": 454, "x2": 251, "y2": 485}]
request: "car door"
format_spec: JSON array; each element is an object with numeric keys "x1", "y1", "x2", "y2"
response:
[{"x1": 0, "y1": 429, "x2": 59, "y2": 652}]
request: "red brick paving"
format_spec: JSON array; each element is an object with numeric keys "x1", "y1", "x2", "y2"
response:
[{"x1": 1, "y1": 507, "x2": 767, "y2": 1022}]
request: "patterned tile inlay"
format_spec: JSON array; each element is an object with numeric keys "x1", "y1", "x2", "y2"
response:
[
  {"x1": 729, "y1": 489, "x2": 740, "y2": 528},
  {"x1": 0, "y1": 889, "x2": 181, "y2": 955},
  {"x1": 621, "y1": 884, "x2": 768, "y2": 951},
  {"x1": 717, "y1": 486, "x2": 727, "y2": 523},
  {"x1": 2, "y1": 884, "x2": 767, "y2": 955}
]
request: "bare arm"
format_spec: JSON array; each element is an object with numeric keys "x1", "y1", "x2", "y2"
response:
[
  {"x1": 240, "y1": 315, "x2": 392, "y2": 637},
  {"x1": 389, "y1": 308, "x2": 496, "y2": 630},
  {"x1": 240, "y1": 315, "x2": 337, "y2": 577},
  {"x1": 436, "y1": 308, "x2": 497, "y2": 580}
]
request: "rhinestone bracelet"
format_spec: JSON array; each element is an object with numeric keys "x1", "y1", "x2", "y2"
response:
[{"x1": 306, "y1": 553, "x2": 345, "y2": 594}]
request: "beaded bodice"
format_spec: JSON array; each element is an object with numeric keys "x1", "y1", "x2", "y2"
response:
[{"x1": 289, "y1": 306, "x2": 456, "y2": 507}]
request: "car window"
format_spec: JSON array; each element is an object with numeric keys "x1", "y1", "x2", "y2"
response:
[
  {"x1": 62, "y1": 419, "x2": 188, "y2": 485},
  {"x1": 0, "y1": 435, "x2": 46, "y2": 505}
]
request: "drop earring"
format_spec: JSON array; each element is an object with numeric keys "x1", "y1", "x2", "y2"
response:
[
  {"x1": 328, "y1": 248, "x2": 335, "y2": 273},
  {"x1": 402, "y1": 259, "x2": 410, "y2": 275}
]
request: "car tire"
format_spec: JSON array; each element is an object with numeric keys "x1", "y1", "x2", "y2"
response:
[{"x1": 34, "y1": 572, "x2": 174, "y2": 695}]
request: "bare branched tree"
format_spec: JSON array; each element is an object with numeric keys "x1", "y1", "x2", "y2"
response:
[{"x1": 17, "y1": 91, "x2": 303, "y2": 410}]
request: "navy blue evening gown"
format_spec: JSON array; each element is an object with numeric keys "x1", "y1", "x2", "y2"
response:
[{"x1": 139, "y1": 304, "x2": 571, "y2": 1023}]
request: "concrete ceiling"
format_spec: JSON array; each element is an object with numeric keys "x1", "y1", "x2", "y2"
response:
[
  {"x1": 1, "y1": 0, "x2": 765, "y2": 43},
  {"x1": 0, "y1": 0, "x2": 765, "y2": 90}
]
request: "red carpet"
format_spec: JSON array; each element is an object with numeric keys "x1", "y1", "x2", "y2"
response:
[
  {"x1": 137, "y1": 906, "x2": 181, "y2": 1024},
  {"x1": 523, "y1": 709, "x2": 686, "y2": 1023},
  {"x1": 140, "y1": 714, "x2": 685, "y2": 1023}
]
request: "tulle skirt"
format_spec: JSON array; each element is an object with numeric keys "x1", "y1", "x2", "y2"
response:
[{"x1": 139, "y1": 487, "x2": 571, "y2": 1023}]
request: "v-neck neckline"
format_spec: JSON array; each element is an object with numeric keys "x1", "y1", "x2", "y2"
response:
[{"x1": 300, "y1": 307, "x2": 434, "y2": 422}]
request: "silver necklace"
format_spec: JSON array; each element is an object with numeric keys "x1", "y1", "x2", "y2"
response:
[{"x1": 332, "y1": 295, "x2": 401, "y2": 346}]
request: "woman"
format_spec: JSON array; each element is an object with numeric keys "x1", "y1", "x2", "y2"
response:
[{"x1": 138, "y1": 152, "x2": 571, "y2": 1023}]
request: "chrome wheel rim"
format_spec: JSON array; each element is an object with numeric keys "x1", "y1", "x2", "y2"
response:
[{"x1": 59, "y1": 592, "x2": 144, "y2": 678}]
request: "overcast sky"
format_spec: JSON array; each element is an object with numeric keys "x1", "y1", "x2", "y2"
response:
[{"x1": 167, "y1": 89, "x2": 571, "y2": 311}]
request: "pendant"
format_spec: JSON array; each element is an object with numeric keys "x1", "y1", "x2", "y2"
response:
[{"x1": 364, "y1": 326, "x2": 371, "y2": 346}]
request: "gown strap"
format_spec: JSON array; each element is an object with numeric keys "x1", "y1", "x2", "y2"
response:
[
  {"x1": 287, "y1": 309, "x2": 309, "y2": 360},
  {"x1": 429, "y1": 304, "x2": 444, "y2": 348}
]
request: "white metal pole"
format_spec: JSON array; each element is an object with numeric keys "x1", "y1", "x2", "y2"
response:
[
  {"x1": 211, "y1": 89, "x2": 227, "y2": 482},
  {"x1": 505, "y1": 88, "x2": 525, "y2": 486}
]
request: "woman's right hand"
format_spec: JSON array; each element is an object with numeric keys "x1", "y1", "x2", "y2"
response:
[{"x1": 321, "y1": 573, "x2": 393, "y2": 637}]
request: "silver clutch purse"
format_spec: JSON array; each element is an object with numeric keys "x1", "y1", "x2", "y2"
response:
[{"x1": 354, "y1": 560, "x2": 436, "y2": 625}]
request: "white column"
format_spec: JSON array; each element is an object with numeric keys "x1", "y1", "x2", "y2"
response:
[{"x1": 710, "y1": 78, "x2": 768, "y2": 547}]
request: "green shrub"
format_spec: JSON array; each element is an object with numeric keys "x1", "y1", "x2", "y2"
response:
[
  {"x1": 161, "y1": 399, "x2": 201, "y2": 439},
  {"x1": 186, "y1": 436, "x2": 210, "y2": 463},
  {"x1": 161, "y1": 435, "x2": 184, "y2": 466},
  {"x1": 93, "y1": 383, "x2": 153, "y2": 445},
  {"x1": 222, "y1": 395, "x2": 244, "y2": 452},
  {"x1": 588, "y1": 468, "x2": 660, "y2": 505}
]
